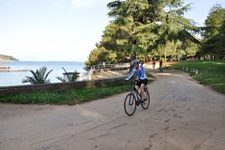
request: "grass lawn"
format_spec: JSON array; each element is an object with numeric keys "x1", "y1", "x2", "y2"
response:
[
  {"x1": 172, "y1": 60, "x2": 225, "y2": 94},
  {"x1": 0, "y1": 84, "x2": 131, "y2": 105}
]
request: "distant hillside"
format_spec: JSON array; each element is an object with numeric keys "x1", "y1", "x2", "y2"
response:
[{"x1": 0, "y1": 54, "x2": 19, "y2": 61}]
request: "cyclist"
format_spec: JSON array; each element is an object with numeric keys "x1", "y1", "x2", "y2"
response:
[
  {"x1": 152, "y1": 58, "x2": 156, "y2": 69},
  {"x1": 125, "y1": 59, "x2": 148, "y2": 104},
  {"x1": 159, "y1": 59, "x2": 163, "y2": 72}
]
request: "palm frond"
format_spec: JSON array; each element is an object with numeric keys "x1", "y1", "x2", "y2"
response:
[
  {"x1": 56, "y1": 76, "x2": 66, "y2": 82},
  {"x1": 22, "y1": 67, "x2": 53, "y2": 84},
  {"x1": 44, "y1": 69, "x2": 53, "y2": 83},
  {"x1": 61, "y1": 67, "x2": 71, "y2": 82},
  {"x1": 22, "y1": 76, "x2": 38, "y2": 84},
  {"x1": 71, "y1": 70, "x2": 80, "y2": 82}
]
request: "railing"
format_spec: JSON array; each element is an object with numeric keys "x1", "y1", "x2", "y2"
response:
[
  {"x1": 88, "y1": 63, "x2": 130, "y2": 80},
  {"x1": 91, "y1": 64, "x2": 115, "y2": 71},
  {"x1": 91, "y1": 63, "x2": 130, "y2": 71}
]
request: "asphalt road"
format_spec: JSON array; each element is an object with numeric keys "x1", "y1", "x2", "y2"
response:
[{"x1": 0, "y1": 70, "x2": 225, "y2": 150}]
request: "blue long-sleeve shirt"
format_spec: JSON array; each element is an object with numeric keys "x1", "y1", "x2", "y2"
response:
[{"x1": 126, "y1": 65, "x2": 147, "y2": 80}]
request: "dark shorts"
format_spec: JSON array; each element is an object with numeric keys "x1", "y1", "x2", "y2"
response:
[{"x1": 136, "y1": 79, "x2": 148, "y2": 87}]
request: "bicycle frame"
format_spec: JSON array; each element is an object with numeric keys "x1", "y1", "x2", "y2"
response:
[{"x1": 129, "y1": 79, "x2": 144, "y2": 101}]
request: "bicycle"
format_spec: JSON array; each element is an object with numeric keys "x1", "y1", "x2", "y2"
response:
[{"x1": 124, "y1": 79, "x2": 150, "y2": 116}]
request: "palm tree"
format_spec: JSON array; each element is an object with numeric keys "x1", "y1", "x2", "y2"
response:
[
  {"x1": 56, "y1": 67, "x2": 80, "y2": 82},
  {"x1": 22, "y1": 67, "x2": 53, "y2": 84}
]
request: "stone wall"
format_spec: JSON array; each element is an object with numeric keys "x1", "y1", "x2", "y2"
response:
[{"x1": 0, "y1": 76, "x2": 126, "y2": 97}]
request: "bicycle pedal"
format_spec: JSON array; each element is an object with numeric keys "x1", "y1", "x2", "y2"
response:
[{"x1": 136, "y1": 101, "x2": 140, "y2": 106}]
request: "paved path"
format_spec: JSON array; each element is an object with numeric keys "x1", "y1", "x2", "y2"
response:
[{"x1": 0, "y1": 70, "x2": 225, "y2": 150}]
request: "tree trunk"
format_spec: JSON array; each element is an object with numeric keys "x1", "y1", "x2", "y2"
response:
[
  {"x1": 129, "y1": 52, "x2": 136, "y2": 71},
  {"x1": 164, "y1": 49, "x2": 167, "y2": 66}
]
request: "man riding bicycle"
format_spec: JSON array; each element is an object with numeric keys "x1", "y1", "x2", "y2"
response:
[{"x1": 125, "y1": 59, "x2": 148, "y2": 104}]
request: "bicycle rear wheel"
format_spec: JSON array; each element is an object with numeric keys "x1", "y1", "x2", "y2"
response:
[
  {"x1": 141, "y1": 90, "x2": 150, "y2": 110},
  {"x1": 124, "y1": 93, "x2": 136, "y2": 116}
]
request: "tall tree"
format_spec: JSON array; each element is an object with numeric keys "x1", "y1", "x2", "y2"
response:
[
  {"x1": 100, "y1": 22, "x2": 130, "y2": 62},
  {"x1": 218, "y1": 19, "x2": 225, "y2": 57},
  {"x1": 201, "y1": 4, "x2": 225, "y2": 59},
  {"x1": 203, "y1": 4, "x2": 225, "y2": 38},
  {"x1": 107, "y1": 0, "x2": 200, "y2": 64},
  {"x1": 107, "y1": 0, "x2": 162, "y2": 61},
  {"x1": 84, "y1": 0, "x2": 201, "y2": 69},
  {"x1": 84, "y1": 47, "x2": 117, "y2": 69}
]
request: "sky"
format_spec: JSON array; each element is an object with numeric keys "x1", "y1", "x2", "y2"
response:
[{"x1": 0, "y1": 0, "x2": 225, "y2": 62}]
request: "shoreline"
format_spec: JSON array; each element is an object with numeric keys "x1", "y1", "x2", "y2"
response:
[
  {"x1": 0, "y1": 66, "x2": 10, "y2": 69},
  {"x1": 0, "y1": 66, "x2": 29, "y2": 72},
  {"x1": 0, "y1": 69, "x2": 29, "y2": 72}
]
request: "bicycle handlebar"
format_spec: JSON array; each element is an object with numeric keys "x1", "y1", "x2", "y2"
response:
[{"x1": 125, "y1": 79, "x2": 138, "y2": 84}]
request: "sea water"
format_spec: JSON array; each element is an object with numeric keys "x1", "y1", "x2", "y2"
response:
[{"x1": 0, "y1": 61, "x2": 87, "y2": 87}]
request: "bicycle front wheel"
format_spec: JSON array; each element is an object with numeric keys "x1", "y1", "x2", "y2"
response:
[
  {"x1": 141, "y1": 90, "x2": 150, "y2": 110},
  {"x1": 124, "y1": 93, "x2": 136, "y2": 116}
]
